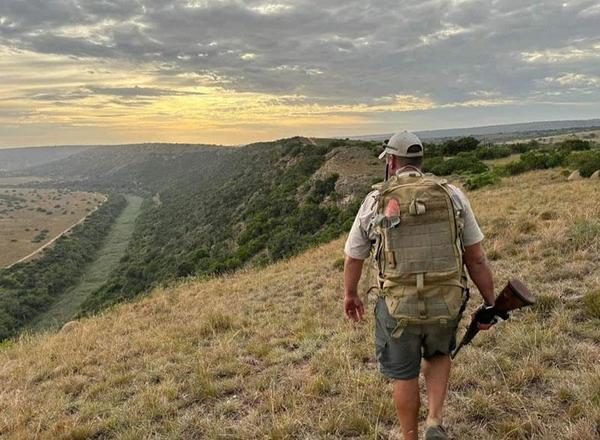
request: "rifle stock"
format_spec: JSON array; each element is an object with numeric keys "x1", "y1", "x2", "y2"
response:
[{"x1": 451, "y1": 279, "x2": 535, "y2": 359}]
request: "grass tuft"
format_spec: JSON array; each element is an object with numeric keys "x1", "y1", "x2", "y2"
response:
[
  {"x1": 534, "y1": 293, "x2": 561, "y2": 317},
  {"x1": 332, "y1": 257, "x2": 345, "y2": 271},
  {"x1": 198, "y1": 310, "x2": 235, "y2": 337},
  {"x1": 568, "y1": 218, "x2": 600, "y2": 249},
  {"x1": 583, "y1": 290, "x2": 600, "y2": 319}
]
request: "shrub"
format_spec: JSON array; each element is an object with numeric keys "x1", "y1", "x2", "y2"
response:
[
  {"x1": 423, "y1": 142, "x2": 445, "y2": 157},
  {"x1": 510, "y1": 140, "x2": 539, "y2": 153},
  {"x1": 566, "y1": 149, "x2": 600, "y2": 177},
  {"x1": 559, "y1": 139, "x2": 591, "y2": 152},
  {"x1": 464, "y1": 171, "x2": 501, "y2": 190},
  {"x1": 442, "y1": 136, "x2": 480, "y2": 156},
  {"x1": 422, "y1": 156, "x2": 445, "y2": 173},
  {"x1": 308, "y1": 174, "x2": 338, "y2": 203},
  {"x1": 474, "y1": 145, "x2": 512, "y2": 160}
]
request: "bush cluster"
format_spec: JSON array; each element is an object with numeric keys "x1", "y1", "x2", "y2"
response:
[
  {"x1": 424, "y1": 136, "x2": 596, "y2": 190},
  {"x1": 424, "y1": 136, "x2": 481, "y2": 157},
  {"x1": 499, "y1": 142, "x2": 598, "y2": 177},
  {"x1": 502, "y1": 149, "x2": 568, "y2": 175},
  {"x1": 424, "y1": 153, "x2": 489, "y2": 176}
]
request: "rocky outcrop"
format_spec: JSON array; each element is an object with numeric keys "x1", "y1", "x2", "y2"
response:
[
  {"x1": 568, "y1": 170, "x2": 582, "y2": 181},
  {"x1": 313, "y1": 146, "x2": 381, "y2": 206}
]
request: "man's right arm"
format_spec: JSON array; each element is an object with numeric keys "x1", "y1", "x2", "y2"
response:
[
  {"x1": 342, "y1": 191, "x2": 377, "y2": 321},
  {"x1": 344, "y1": 255, "x2": 365, "y2": 321}
]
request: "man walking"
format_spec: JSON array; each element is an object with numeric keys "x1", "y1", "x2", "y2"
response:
[{"x1": 343, "y1": 131, "x2": 496, "y2": 440}]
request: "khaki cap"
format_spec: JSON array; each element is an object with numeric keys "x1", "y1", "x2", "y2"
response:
[{"x1": 378, "y1": 130, "x2": 424, "y2": 159}]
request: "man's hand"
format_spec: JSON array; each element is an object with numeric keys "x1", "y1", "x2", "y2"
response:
[
  {"x1": 472, "y1": 303, "x2": 496, "y2": 330},
  {"x1": 344, "y1": 294, "x2": 364, "y2": 322}
]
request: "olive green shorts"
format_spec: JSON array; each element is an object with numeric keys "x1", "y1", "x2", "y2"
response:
[{"x1": 374, "y1": 297, "x2": 459, "y2": 380}]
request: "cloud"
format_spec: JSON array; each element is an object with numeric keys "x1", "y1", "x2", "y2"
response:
[
  {"x1": 521, "y1": 42, "x2": 600, "y2": 64},
  {"x1": 86, "y1": 85, "x2": 204, "y2": 97},
  {"x1": 0, "y1": 0, "x2": 600, "y2": 105},
  {"x1": 0, "y1": 0, "x2": 599, "y2": 146},
  {"x1": 13, "y1": 85, "x2": 203, "y2": 103},
  {"x1": 543, "y1": 73, "x2": 600, "y2": 88},
  {"x1": 2, "y1": 0, "x2": 599, "y2": 106}
]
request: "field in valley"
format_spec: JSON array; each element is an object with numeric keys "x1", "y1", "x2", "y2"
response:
[
  {"x1": 0, "y1": 188, "x2": 106, "y2": 268},
  {"x1": 506, "y1": 129, "x2": 600, "y2": 145},
  {"x1": 0, "y1": 169, "x2": 598, "y2": 439}
]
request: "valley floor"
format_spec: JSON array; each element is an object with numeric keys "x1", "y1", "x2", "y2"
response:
[
  {"x1": 0, "y1": 171, "x2": 599, "y2": 439},
  {"x1": 24, "y1": 195, "x2": 144, "y2": 333}
]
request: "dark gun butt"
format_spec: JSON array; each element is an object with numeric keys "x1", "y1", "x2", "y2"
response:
[{"x1": 451, "y1": 279, "x2": 536, "y2": 359}]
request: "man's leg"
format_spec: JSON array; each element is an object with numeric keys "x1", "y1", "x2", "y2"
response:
[
  {"x1": 393, "y1": 378, "x2": 420, "y2": 440},
  {"x1": 422, "y1": 354, "x2": 451, "y2": 426},
  {"x1": 375, "y1": 300, "x2": 423, "y2": 439}
]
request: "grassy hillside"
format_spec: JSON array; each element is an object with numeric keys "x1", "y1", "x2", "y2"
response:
[{"x1": 1, "y1": 170, "x2": 598, "y2": 439}]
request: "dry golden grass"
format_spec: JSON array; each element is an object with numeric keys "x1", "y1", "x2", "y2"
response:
[
  {"x1": 0, "y1": 170, "x2": 599, "y2": 439},
  {"x1": 0, "y1": 188, "x2": 105, "y2": 267}
]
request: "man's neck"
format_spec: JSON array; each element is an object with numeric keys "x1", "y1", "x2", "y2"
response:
[{"x1": 391, "y1": 164, "x2": 422, "y2": 175}]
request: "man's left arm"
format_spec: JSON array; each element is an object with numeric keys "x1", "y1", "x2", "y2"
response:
[{"x1": 454, "y1": 186, "x2": 496, "y2": 329}]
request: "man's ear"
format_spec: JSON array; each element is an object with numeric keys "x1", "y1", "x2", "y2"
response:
[{"x1": 388, "y1": 155, "x2": 397, "y2": 172}]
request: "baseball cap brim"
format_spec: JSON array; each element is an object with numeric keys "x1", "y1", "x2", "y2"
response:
[
  {"x1": 378, "y1": 145, "x2": 424, "y2": 160},
  {"x1": 378, "y1": 147, "x2": 395, "y2": 160}
]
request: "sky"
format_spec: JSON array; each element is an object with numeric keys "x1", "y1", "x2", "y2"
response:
[{"x1": 1, "y1": 0, "x2": 599, "y2": 147}]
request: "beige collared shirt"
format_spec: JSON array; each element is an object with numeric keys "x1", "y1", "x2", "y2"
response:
[{"x1": 344, "y1": 174, "x2": 484, "y2": 260}]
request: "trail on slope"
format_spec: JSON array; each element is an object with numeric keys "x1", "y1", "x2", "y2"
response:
[{"x1": 25, "y1": 195, "x2": 143, "y2": 332}]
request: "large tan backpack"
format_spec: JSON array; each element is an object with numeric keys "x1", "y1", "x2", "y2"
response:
[{"x1": 372, "y1": 169, "x2": 468, "y2": 331}]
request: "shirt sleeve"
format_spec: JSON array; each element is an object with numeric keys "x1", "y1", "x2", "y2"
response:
[
  {"x1": 344, "y1": 191, "x2": 378, "y2": 260},
  {"x1": 451, "y1": 186, "x2": 484, "y2": 246}
]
